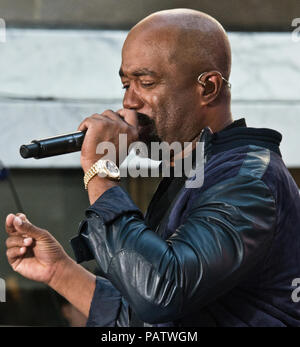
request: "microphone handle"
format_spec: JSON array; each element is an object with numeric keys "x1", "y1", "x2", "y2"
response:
[{"x1": 20, "y1": 131, "x2": 86, "y2": 159}]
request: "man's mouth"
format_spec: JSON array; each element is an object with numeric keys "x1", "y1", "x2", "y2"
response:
[
  {"x1": 136, "y1": 112, "x2": 154, "y2": 127},
  {"x1": 136, "y1": 112, "x2": 161, "y2": 144}
]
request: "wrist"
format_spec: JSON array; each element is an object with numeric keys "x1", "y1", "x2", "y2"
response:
[
  {"x1": 81, "y1": 159, "x2": 98, "y2": 174},
  {"x1": 48, "y1": 255, "x2": 75, "y2": 291},
  {"x1": 48, "y1": 255, "x2": 96, "y2": 318},
  {"x1": 81, "y1": 157, "x2": 120, "y2": 174},
  {"x1": 87, "y1": 175, "x2": 118, "y2": 204},
  {"x1": 83, "y1": 158, "x2": 120, "y2": 194}
]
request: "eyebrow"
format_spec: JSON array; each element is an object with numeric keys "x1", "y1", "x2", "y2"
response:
[{"x1": 119, "y1": 68, "x2": 157, "y2": 78}]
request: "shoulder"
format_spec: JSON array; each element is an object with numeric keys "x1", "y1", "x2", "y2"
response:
[
  {"x1": 189, "y1": 145, "x2": 275, "y2": 195},
  {"x1": 185, "y1": 145, "x2": 279, "y2": 214}
]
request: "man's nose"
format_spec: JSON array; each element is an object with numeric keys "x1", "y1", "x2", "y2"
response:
[{"x1": 123, "y1": 88, "x2": 144, "y2": 110}]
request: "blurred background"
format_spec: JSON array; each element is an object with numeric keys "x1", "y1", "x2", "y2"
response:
[{"x1": 0, "y1": 0, "x2": 299, "y2": 326}]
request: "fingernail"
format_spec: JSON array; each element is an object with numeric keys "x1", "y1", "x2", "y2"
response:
[
  {"x1": 15, "y1": 217, "x2": 23, "y2": 226},
  {"x1": 6, "y1": 214, "x2": 15, "y2": 225},
  {"x1": 23, "y1": 238, "x2": 32, "y2": 246},
  {"x1": 20, "y1": 247, "x2": 26, "y2": 254}
]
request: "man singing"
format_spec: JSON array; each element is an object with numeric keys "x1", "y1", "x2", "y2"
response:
[{"x1": 5, "y1": 9, "x2": 300, "y2": 326}]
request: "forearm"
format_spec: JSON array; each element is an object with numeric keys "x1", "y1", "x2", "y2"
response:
[
  {"x1": 52, "y1": 176, "x2": 118, "y2": 317},
  {"x1": 87, "y1": 175, "x2": 118, "y2": 205},
  {"x1": 49, "y1": 256, "x2": 96, "y2": 318}
]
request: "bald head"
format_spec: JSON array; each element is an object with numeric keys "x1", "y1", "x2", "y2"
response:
[
  {"x1": 125, "y1": 8, "x2": 231, "y2": 81},
  {"x1": 120, "y1": 9, "x2": 233, "y2": 144}
]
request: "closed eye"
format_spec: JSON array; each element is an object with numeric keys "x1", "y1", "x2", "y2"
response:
[{"x1": 140, "y1": 81, "x2": 155, "y2": 88}]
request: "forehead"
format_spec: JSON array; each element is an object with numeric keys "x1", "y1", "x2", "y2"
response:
[{"x1": 120, "y1": 31, "x2": 174, "y2": 77}]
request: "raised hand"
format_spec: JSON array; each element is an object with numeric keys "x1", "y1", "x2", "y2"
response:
[{"x1": 5, "y1": 213, "x2": 70, "y2": 284}]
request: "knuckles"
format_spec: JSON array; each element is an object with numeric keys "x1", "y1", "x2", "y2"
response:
[
  {"x1": 80, "y1": 110, "x2": 139, "y2": 161},
  {"x1": 84, "y1": 113, "x2": 131, "y2": 133},
  {"x1": 6, "y1": 248, "x2": 14, "y2": 259},
  {"x1": 5, "y1": 238, "x2": 11, "y2": 248}
]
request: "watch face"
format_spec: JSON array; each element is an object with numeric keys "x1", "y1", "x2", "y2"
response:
[
  {"x1": 105, "y1": 160, "x2": 119, "y2": 174},
  {"x1": 104, "y1": 160, "x2": 120, "y2": 179}
]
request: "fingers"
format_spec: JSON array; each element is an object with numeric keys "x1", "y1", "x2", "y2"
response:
[
  {"x1": 77, "y1": 110, "x2": 133, "y2": 133},
  {"x1": 77, "y1": 113, "x2": 114, "y2": 132},
  {"x1": 6, "y1": 235, "x2": 33, "y2": 249},
  {"x1": 6, "y1": 234, "x2": 33, "y2": 265},
  {"x1": 101, "y1": 109, "x2": 121, "y2": 120},
  {"x1": 6, "y1": 213, "x2": 46, "y2": 239},
  {"x1": 6, "y1": 213, "x2": 25, "y2": 235},
  {"x1": 16, "y1": 213, "x2": 30, "y2": 224},
  {"x1": 77, "y1": 109, "x2": 139, "y2": 169},
  {"x1": 77, "y1": 116, "x2": 93, "y2": 132},
  {"x1": 6, "y1": 246, "x2": 27, "y2": 262},
  {"x1": 6, "y1": 213, "x2": 29, "y2": 231},
  {"x1": 13, "y1": 219, "x2": 45, "y2": 239},
  {"x1": 5, "y1": 213, "x2": 28, "y2": 236},
  {"x1": 77, "y1": 117, "x2": 89, "y2": 132},
  {"x1": 5, "y1": 214, "x2": 16, "y2": 234}
]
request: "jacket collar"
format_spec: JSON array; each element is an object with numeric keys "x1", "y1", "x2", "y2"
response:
[{"x1": 200, "y1": 118, "x2": 282, "y2": 161}]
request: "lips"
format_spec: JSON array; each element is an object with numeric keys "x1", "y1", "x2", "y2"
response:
[
  {"x1": 136, "y1": 112, "x2": 154, "y2": 126},
  {"x1": 138, "y1": 124, "x2": 153, "y2": 143},
  {"x1": 136, "y1": 114, "x2": 161, "y2": 145}
]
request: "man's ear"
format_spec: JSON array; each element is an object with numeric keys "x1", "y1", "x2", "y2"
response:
[{"x1": 197, "y1": 71, "x2": 224, "y2": 106}]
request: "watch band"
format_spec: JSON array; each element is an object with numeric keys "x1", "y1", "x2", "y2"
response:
[{"x1": 84, "y1": 159, "x2": 120, "y2": 190}]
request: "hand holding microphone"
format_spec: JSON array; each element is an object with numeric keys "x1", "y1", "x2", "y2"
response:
[
  {"x1": 77, "y1": 110, "x2": 138, "y2": 172},
  {"x1": 20, "y1": 110, "x2": 139, "y2": 170}
]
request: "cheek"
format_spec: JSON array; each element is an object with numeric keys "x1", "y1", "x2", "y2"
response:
[
  {"x1": 147, "y1": 94, "x2": 159, "y2": 109},
  {"x1": 144, "y1": 91, "x2": 176, "y2": 123},
  {"x1": 148, "y1": 92, "x2": 172, "y2": 110},
  {"x1": 144, "y1": 94, "x2": 169, "y2": 119},
  {"x1": 152, "y1": 95, "x2": 158, "y2": 103}
]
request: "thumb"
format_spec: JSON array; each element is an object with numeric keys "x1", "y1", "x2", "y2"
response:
[{"x1": 12, "y1": 216, "x2": 46, "y2": 239}]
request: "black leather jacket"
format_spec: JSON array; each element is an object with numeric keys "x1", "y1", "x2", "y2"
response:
[{"x1": 71, "y1": 120, "x2": 300, "y2": 326}]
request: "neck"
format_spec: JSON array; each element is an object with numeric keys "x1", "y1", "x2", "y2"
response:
[
  {"x1": 205, "y1": 101, "x2": 233, "y2": 133},
  {"x1": 170, "y1": 105, "x2": 233, "y2": 166}
]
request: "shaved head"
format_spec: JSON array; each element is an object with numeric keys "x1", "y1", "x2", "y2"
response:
[
  {"x1": 120, "y1": 9, "x2": 233, "y2": 147},
  {"x1": 126, "y1": 9, "x2": 231, "y2": 81}
]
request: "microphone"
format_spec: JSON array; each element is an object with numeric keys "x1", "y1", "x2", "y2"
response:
[{"x1": 20, "y1": 131, "x2": 86, "y2": 159}]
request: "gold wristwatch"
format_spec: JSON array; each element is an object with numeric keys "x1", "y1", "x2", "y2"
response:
[{"x1": 84, "y1": 159, "x2": 120, "y2": 190}]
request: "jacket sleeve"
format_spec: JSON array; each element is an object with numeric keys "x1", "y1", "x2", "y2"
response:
[
  {"x1": 86, "y1": 276, "x2": 129, "y2": 327},
  {"x1": 72, "y1": 172, "x2": 276, "y2": 324}
]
